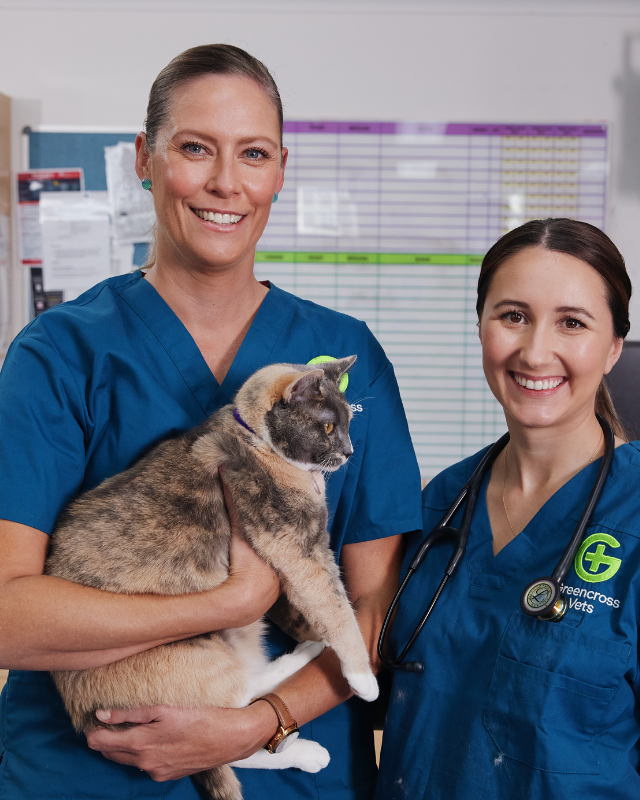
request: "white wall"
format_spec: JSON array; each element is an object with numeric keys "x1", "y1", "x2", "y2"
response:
[{"x1": 2, "y1": 0, "x2": 640, "y2": 329}]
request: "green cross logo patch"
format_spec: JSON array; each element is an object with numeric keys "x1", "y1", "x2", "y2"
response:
[
  {"x1": 574, "y1": 533, "x2": 622, "y2": 583},
  {"x1": 307, "y1": 356, "x2": 349, "y2": 392}
]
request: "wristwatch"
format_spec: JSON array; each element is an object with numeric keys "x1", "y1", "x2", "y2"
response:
[{"x1": 250, "y1": 692, "x2": 299, "y2": 754}]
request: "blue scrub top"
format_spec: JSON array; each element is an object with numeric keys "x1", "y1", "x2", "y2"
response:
[
  {"x1": 0, "y1": 271, "x2": 422, "y2": 800},
  {"x1": 376, "y1": 442, "x2": 640, "y2": 800}
]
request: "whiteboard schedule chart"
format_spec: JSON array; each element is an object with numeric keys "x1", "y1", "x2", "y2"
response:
[{"x1": 256, "y1": 121, "x2": 608, "y2": 479}]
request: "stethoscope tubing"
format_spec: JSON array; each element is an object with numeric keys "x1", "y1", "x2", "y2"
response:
[
  {"x1": 551, "y1": 415, "x2": 615, "y2": 583},
  {"x1": 377, "y1": 432, "x2": 510, "y2": 672},
  {"x1": 379, "y1": 415, "x2": 614, "y2": 672}
]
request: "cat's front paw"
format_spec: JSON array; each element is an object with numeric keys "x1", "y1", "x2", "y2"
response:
[
  {"x1": 286, "y1": 739, "x2": 331, "y2": 773},
  {"x1": 292, "y1": 640, "x2": 325, "y2": 662},
  {"x1": 345, "y1": 671, "x2": 379, "y2": 702}
]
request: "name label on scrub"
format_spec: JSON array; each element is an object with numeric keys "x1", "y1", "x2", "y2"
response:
[
  {"x1": 557, "y1": 534, "x2": 624, "y2": 614},
  {"x1": 559, "y1": 584, "x2": 621, "y2": 614}
]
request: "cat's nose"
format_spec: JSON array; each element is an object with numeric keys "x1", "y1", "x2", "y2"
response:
[{"x1": 342, "y1": 438, "x2": 353, "y2": 458}]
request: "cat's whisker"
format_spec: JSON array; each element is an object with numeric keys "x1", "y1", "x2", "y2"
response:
[{"x1": 348, "y1": 391, "x2": 375, "y2": 405}]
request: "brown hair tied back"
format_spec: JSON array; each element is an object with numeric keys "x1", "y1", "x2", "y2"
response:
[
  {"x1": 476, "y1": 218, "x2": 632, "y2": 439},
  {"x1": 144, "y1": 43, "x2": 283, "y2": 153},
  {"x1": 142, "y1": 44, "x2": 284, "y2": 268}
]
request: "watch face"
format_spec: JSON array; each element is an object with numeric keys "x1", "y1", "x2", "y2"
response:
[{"x1": 275, "y1": 729, "x2": 299, "y2": 754}]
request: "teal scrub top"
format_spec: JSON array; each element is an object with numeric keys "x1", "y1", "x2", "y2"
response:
[
  {"x1": 376, "y1": 442, "x2": 640, "y2": 800},
  {"x1": 0, "y1": 271, "x2": 423, "y2": 800}
]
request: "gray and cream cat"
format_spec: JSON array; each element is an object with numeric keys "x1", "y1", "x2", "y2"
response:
[{"x1": 45, "y1": 355, "x2": 378, "y2": 800}]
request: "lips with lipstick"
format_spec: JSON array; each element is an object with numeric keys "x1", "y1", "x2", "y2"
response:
[
  {"x1": 193, "y1": 209, "x2": 244, "y2": 224},
  {"x1": 513, "y1": 373, "x2": 565, "y2": 391}
]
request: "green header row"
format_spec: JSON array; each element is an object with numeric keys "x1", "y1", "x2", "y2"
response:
[{"x1": 254, "y1": 252, "x2": 484, "y2": 265}]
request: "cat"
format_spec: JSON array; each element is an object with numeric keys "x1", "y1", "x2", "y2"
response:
[{"x1": 45, "y1": 355, "x2": 379, "y2": 800}]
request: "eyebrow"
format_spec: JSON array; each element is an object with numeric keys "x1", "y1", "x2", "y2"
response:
[
  {"x1": 493, "y1": 300, "x2": 596, "y2": 320},
  {"x1": 555, "y1": 305, "x2": 595, "y2": 320},
  {"x1": 175, "y1": 130, "x2": 280, "y2": 149}
]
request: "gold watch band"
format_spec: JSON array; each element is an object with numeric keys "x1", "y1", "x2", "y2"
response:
[{"x1": 250, "y1": 692, "x2": 299, "y2": 754}]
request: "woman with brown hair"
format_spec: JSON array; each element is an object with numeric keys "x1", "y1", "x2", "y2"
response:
[
  {"x1": 376, "y1": 218, "x2": 640, "y2": 799},
  {"x1": 0, "y1": 45, "x2": 422, "y2": 798}
]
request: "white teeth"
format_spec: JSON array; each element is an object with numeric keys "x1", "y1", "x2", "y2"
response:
[
  {"x1": 194, "y1": 209, "x2": 242, "y2": 224},
  {"x1": 514, "y1": 374, "x2": 564, "y2": 391}
]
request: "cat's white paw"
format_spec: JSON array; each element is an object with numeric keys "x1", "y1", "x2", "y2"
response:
[
  {"x1": 248, "y1": 640, "x2": 327, "y2": 698},
  {"x1": 230, "y1": 738, "x2": 330, "y2": 773},
  {"x1": 284, "y1": 738, "x2": 331, "y2": 773},
  {"x1": 345, "y1": 671, "x2": 379, "y2": 702},
  {"x1": 292, "y1": 640, "x2": 325, "y2": 661}
]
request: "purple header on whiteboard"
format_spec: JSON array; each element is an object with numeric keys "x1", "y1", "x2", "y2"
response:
[
  {"x1": 337, "y1": 122, "x2": 380, "y2": 133},
  {"x1": 288, "y1": 121, "x2": 339, "y2": 133},
  {"x1": 395, "y1": 122, "x2": 448, "y2": 136},
  {"x1": 444, "y1": 122, "x2": 606, "y2": 137},
  {"x1": 282, "y1": 121, "x2": 606, "y2": 138}
]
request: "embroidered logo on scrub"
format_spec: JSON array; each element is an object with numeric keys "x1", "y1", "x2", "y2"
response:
[
  {"x1": 307, "y1": 356, "x2": 349, "y2": 392},
  {"x1": 574, "y1": 533, "x2": 622, "y2": 583}
]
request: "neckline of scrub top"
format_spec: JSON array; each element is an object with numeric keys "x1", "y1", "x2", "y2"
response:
[
  {"x1": 116, "y1": 271, "x2": 296, "y2": 416},
  {"x1": 466, "y1": 444, "x2": 635, "y2": 590}
]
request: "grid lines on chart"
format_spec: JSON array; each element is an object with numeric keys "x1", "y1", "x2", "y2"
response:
[{"x1": 255, "y1": 121, "x2": 608, "y2": 480}]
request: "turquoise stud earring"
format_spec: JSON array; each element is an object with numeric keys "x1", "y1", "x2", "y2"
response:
[
  {"x1": 141, "y1": 179, "x2": 152, "y2": 191},
  {"x1": 272, "y1": 192, "x2": 278, "y2": 203}
]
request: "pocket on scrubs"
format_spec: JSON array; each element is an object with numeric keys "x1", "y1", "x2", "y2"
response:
[{"x1": 483, "y1": 613, "x2": 631, "y2": 774}]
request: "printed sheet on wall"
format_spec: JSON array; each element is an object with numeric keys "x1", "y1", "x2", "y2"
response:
[{"x1": 255, "y1": 122, "x2": 608, "y2": 480}]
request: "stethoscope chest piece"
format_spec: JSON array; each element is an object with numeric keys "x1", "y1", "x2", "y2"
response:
[{"x1": 520, "y1": 577, "x2": 568, "y2": 622}]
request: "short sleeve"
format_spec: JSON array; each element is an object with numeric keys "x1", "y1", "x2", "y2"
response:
[
  {"x1": 0, "y1": 327, "x2": 87, "y2": 534},
  {"x1": 342, "y1": 357, "x2": 422, "y2": 544}
]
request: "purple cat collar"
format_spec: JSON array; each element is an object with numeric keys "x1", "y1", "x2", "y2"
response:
[{"x1": 233, "y1": 408, "x2": 257, "y2": 436}]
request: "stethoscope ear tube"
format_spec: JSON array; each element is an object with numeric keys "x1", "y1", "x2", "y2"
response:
[
  {"x1": 519, "y1": 414, "x2": 615, "y2": 621},
  {"x1": 378, "y1": 433, "x2": 510, "y2": 671},
  {"x1": 377, "y1": 567, "x2": 427, "y2": 672}
]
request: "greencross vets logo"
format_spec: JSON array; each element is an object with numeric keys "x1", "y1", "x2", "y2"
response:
[
  {"x1": 574, "y1": 533, "x2": 622, "y2": 583},
  {"x1": 307, "y1": 356, "x2": 349, "y2": 392}
]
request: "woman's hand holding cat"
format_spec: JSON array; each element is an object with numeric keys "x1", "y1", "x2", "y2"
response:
[
  {"x1": 226, "y1": 529, "x2": 281, "y2": 624},
  {"x1": 86, "y1": 700, "x2": 279, "y2": 780},
  {"x1": 221, "y1": 466, "x2": 281, "y2": 623}
]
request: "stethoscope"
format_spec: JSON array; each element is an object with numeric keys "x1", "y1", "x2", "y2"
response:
[{"x1": 378, "y1": 414, "x2": 615, "y2": 673}]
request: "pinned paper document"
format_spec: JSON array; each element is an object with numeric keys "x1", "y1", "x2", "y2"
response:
[
  {"x1": 105, "y1": 141, "x2": 156, "y2": 244},
  {"x1": 40, "y1": 191, "x2": 110, "y2": 300}
]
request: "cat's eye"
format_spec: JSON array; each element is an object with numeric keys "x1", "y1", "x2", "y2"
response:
[{"x1": 324, "y1": 423, "x2": 334, "y2": 434}]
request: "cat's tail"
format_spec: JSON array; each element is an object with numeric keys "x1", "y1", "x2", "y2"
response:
[{"x1": 192, "y1": 765, "x2": 243, "y2": 800}]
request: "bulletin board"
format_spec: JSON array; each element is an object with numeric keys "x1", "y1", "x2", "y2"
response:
[{"x1": 29, "y1": 123, "x2": 609, "y2": 479}]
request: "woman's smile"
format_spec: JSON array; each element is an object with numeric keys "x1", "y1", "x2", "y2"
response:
[
  {"x1": 510, "y1": 371, "x2": 567, "y2": 393},
  {"x1": 191, "y1": 208, "x2": 245, "y2": 225}
]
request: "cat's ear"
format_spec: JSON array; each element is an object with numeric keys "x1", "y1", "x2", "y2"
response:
[
  {"x1": 321, "y1": 355, "x2": 357, "y2": 386},
  {"x1": 282, "y1": 369, "x2": 324, "y2": 403}
]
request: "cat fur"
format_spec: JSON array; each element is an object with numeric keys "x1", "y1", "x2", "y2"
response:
[{"x1": 45, "y1": 356, "x2": 378, "y2": 800}]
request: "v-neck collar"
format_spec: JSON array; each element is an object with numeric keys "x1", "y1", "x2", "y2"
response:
[
  {"x1": 466, "y1": 453, "x2": 614, "y2": 590},
  {"x1": 116, "y1": 271, "x2": 296, "y2": 416}
]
